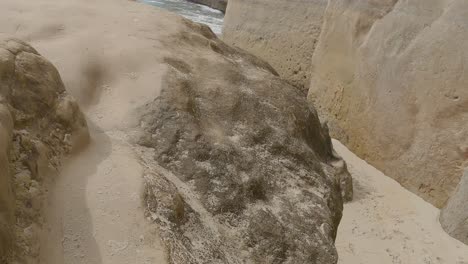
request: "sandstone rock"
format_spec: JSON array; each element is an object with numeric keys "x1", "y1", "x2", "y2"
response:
[
  {"x1": 0, "y1": 38, "x2": 88, "y2": 262},
  {"x1": 139, "y1": 21, "x2": 351, "y2": 264},
  {"x1": 187, "y1": 0, "x2": 227, "y2": 13},
  {"x1": 308, "y1": 0, "x2": 468, "y2": 207},
  {"x1": 0, "y1": 100, "x2": 14, "y2": 261},
  {"x1": 440, "y1": 168, "x2": 468, "y2": 245},
  {"x1": 223, "y1": 0, "x2": 328, "y2": 92}
]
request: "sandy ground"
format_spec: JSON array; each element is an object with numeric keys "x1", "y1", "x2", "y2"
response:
[
  {"x1": 334, "y1": 139, "x2": 468, "y2": 264},
  {"x1": 39, "y1": 40, "x2": 168, "y2": 263},
  {"x1": 39, "y1": 89, "x2": 168, "y2": 264},
  {"x1": 0, "y1": 0, "x2": 176, "y2": 262},
  {"x1": 40, "y1": 128, "x2": 166, "y2": 264}
]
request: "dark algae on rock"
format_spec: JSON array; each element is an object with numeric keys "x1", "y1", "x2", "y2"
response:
[{"x1": 138, "y1": 21, "x2": 352, "y2": 264}]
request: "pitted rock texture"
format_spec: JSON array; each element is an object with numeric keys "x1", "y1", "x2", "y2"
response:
[
  {"x1": 138, "y1": 21, "x2": 351, "y2": 264},
  {"x1": 0, "y1": 38, "x2": 88, "y2": 263},
  {"x1": 308, "y1": 0, "x2": 468, "y2": 208},
  {"x1": 222, "y1": 0, "x2": 328, "y2": 92},
  {"x1": 441, "y1": 168, "x2": 468, "y2": 245}
]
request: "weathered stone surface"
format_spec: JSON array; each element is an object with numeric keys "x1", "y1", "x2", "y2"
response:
[
  {"x1": 223, "y1": 0, "x2": 328, "y2": 92},
  {"x1": 441, "y1": 168, "x2": 468, "y2": 245},
  {"x1": 0, "y1": 38, "x2": 88, "y2": 263},
  {"x1": 138, "y1": 21, "x2": 351, "y2": 264},
  {"x1": 0, "y1": 98, "x2": 14, "y2": 262},
  {"x1": 188, "y1": 0, "x2": 227, "y2": 13},
  {"x1": 308, "y1": 0, "x2": 468, "y2": 207}
]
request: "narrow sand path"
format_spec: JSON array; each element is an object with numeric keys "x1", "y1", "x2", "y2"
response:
[
  {"x1": 334, "y1": 139, "x2": 468, "y2": 264},
  {"x1": 40, "y1": 67, "x2": 168, "y2": 263},
  {"x1": 41, "y1": 127, "x2": 166, "y2": 264}
]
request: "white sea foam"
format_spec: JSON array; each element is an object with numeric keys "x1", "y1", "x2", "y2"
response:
[{"x1": 139, "y1": 0, "x2": 224, "y2": 35}]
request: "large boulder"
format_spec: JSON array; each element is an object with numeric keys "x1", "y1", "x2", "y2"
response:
[
  {"x1": 308, "y1": 0, "x2": 468, "y2": 207},
  {"x1": 138, "y1": 22, "x2": 351, "y2": 263},
  {"x1": 440, "y1": 168, "x2": 468, "y2": 245},
  {"x1": 223, "y1": 0, "x2": 328, "y2": 92},
  {"x1": 0, "y1": 38, "x2": 88, "y2": 263}
]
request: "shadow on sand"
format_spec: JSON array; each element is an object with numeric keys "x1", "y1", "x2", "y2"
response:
[{"x1": 39, "y1": 120, "x2": 111, "y2": 264}]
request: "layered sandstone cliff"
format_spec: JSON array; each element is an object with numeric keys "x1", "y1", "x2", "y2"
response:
[
  {"x1": 223, "y1": 0, "x2": 328, "y2": 92},
  {"x1": 0, "y1": 38, "x2": 88, "y2": 263},
  {"x1": 308, "y1": 0, "x2": 468, "y2": 208}
]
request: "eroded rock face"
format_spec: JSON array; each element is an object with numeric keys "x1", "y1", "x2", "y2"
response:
[
  {"x1": 138, "y1": 21, "x2": 351, "y2": 264},
  {"x1": 223, "y1": 0, "x2": 327, "y2": 92},
  {"x1": 0, "y1": 38, "x2": 88, "y2": 263},
  {"x1": 308, "y1": 0, "x2": 468, "y2": 207},
  {"x1": 0, "y1": 98, "x2": 14, "y2": 262},
  {"x1": 441, "y1": 168, "x2": 468, "y2": 245}
]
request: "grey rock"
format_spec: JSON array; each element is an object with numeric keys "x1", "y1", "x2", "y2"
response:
[{"x1": 139, "y1": 22, "x2": 351, "y2": 264}]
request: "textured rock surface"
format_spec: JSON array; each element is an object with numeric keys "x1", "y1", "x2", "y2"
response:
[
  {"x1": 188, "y1": 0, "x2": 227, "y2": 13},
  {"x1": 223, "y1": 0, "x2": 327, "y2": 92},
  {"x1": 308, "y1": 0, "x2": 468, "y2": 207},
  {"x1": 0, "y1": 96, "x2": 14, "y2": 262},
  {"x1": 0, "y1": 38, "x2": 88, "y2": 263},
  {"x1": 138, "y1": 21, "x2": 351, "y2": 263},
  {"x1": 441, "y1": 168, "x2": 468, "y2": 245}
]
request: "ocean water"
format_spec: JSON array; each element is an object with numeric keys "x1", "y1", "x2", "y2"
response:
[{"x1": 139, "y1": 0, "x2": 224, "y2": 35}]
